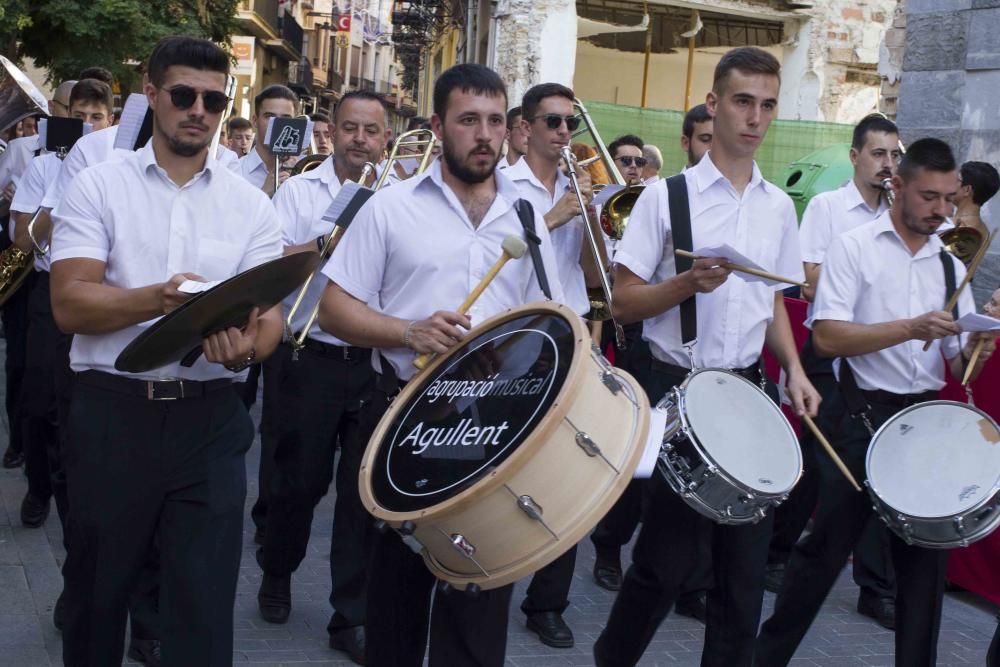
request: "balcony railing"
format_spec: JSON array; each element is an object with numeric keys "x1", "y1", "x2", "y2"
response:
[
  {"x1": 240, "y1": 0, "x2": 279, "y2": 34},
  {"x1": 280, "y1": 13, "x2": 304, "y2": 55}
]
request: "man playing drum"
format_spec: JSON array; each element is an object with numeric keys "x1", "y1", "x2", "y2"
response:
[
  {"x1": 592, "y1": 46, "x2": 820, "y2": 667},
  {"x1": 317, "y1": 63, "x2": 564, "y2": 667},
  {"x1": 755, "y1": 138, "x2": 996, "y2": 666}
]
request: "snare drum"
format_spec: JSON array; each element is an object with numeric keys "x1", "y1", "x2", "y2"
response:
[
  {"x1": 866, "y1": 400, "x2": 1000, "y2": 548},
  {"x1": 655, "y1": 368, "x2": 801, "y2": 524},
  {"x1": 359, "y1": 302, "x2": 650, "y2": 591}
]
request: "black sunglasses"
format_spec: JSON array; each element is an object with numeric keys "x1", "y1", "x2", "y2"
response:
[
  {"x1": 161, "y1": 86, "x2": 230, "y2": 114},
  {"x1": 616, "y1": 155, "x2": 648, "y2": 168},
  {"x1": 531, "y1": 113, "x2": 582, "y2": 132}
]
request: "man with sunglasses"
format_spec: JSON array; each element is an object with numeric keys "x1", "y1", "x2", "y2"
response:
[
  {"x1": 239, "y1": 84, "x2": 298, "y2": 196},
  {"x1": 50, "y1": 36, "x2": 283, "y2": 666},
  {"x1": 607, "y1": 134, "x2": 647, "y2": 186},
  {"x1": 504, "y1": 81, "x2": 606, "y2": 649}
]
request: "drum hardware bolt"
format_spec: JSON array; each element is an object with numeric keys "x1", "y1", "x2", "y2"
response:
[
  {"x1": 449, "y1": 533, "x2": 477, "y2": 558},
  {"x1": 601, "y1": 370, "x2": 623, "y2": 394},
  {"x1": 954, "y1": 516, "x2": 967, "y2": 534},
  {"x1": 739, "y1": 493, "x2": 757, "y2": 503},
  {"x1": 517, "y1": 495, "x2": 544, "y2": 520},
  {"x1": 400, "y1": 533, "x2": 425, "y2": 554},
  {"x1": 704, "y1": 466, "x2": 718, "y2": 478},
  {"x1": 435, "y1": 580, "x2": 454, "y2": 596},
  {"x1": 373, "y1": 520, "x2": 389, "y2": 534},
  {"x1": 464, "y1": 583, "x2": 482, "y2": 597},
  {"x1": 575, "y1": 432, "x2": 600, "y2": 457},
  {"x1": 754, "y1": 507, "x2": 767, "y2": 523},
  {"x1": 398, "y1": 520, "x2": 417, "y2": 536}
]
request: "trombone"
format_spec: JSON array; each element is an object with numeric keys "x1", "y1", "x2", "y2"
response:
[{"x1": 284, "y1": 128, "x2": 438, "y2": 356}]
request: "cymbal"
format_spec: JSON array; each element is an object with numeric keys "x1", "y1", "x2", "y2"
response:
[{"x1": 115, "y1": 253, "x2": 322, "y2": 374}]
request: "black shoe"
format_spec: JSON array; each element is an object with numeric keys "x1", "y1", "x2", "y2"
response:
[
  {"x1": 20, "y1": 493, "x2": 50, "y2": 528},
  {"x1": 127, "y1": 638, "x2": 162, "y2": 667},
  {"x1": 329, "y1": 625, "x2": 366, "y2": 665},
  {"x1": 675, "y1": 591, "x2": 707, "y2": 624},
  {"x1": 53, "y1": 591, "x2": 66, "y2": 632},
  {"x1": 257, "y1": 573, "x2": 291, "y2": 624},
  {"x1": 593, "y1": 557, "x2": 622, "y2": 592},
  {"x1": 2, "y1": 447, "x2": 24, "y2": 469},
  {"x1": 526, "y1": 611, "x2": 574, "y2": 649},
  {"x1": 857, "y1": 594, "x2": 896, "y2": 631},
  {"x1": 763, "y1": 562, "x2": 784, "y2": 594}
]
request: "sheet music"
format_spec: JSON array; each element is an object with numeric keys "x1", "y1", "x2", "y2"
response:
[
  {"x1": 957, "y1": 312, "x2": 1000, "y2": 332},
  {"x1": 691, "y1": 243, "x2": 780, "y2": 287},
  {"x1": 178, "y1": 279, "x2": 223, "y2": 295},
  {"x1": 113, "y1": 94, "x2": 150, "y2": 151}
]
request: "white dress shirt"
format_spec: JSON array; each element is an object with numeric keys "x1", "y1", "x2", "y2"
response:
[
  {"x1": 616, "y1": 152, "x2": 803, "y2": 369},
  {"x1": 216, "y1": 144, "x2": 241, "y2": 174},
  {"x1": 51, "y1": 142, "x2": 283, "y2": 381},
  {"x1": 323, "y1": 159, "x2": 566, "y2": 382},
  {"x1": 41, "y1": 126, "x2": 123, "y2": 210},
  {"x1": 505, "y1": 156, "x2": 589, "y2": 316},
  {"x1": 0, "y1": 136, "x2": 39, "y2": 189},
  {"x1": 9, "y1": 152, "x2": 61, "y2": 272},
  {"x1": 273, "y1": 156, "x2": 350, "y2": 346},
  {"x1": 811, "y1": 213, "x2": 972, "y2": 394},
  {"x1": 239, "y1": 146, "x2": 271, "y2": 189}
]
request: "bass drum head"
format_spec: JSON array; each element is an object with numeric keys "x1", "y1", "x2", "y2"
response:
[
  {"x1": 867, "y1": 401, "x2": 1000, "y2": 519},
  {"x1": 369, "y1": 309, "x2": 576, "y2": 513},
  {"x1": 683, "y1": 369, "x2": 800, "y2": 494}
]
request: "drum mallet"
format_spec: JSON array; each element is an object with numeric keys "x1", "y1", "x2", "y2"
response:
[
  {"x1": 413, "y1": 234, "x2": 529, "y2": 371},
  {"x1": 801, "y1": 413, "x2": 862, "y2": 492}
]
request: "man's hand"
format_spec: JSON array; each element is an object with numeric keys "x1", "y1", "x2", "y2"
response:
[
  {"x1": 203, "y1": 307, "x2": 259, "y2": 367},
  {"x1": 965, "y1": 331, "x2": 998, "y2": 364},
  {"x1": 544, "y1": 190, "x2": 585, "y2": 231},
  {"x1": 1, "y1": 182, "x2": 15, "y2": 203},
  {"x1": 684, "y1": 257, "x2": 732, "y2": 294},
  {"x1": 786, "y1": 367, "x2": 821, "y2": 418},
  {"x1": 405, "y1": 311, "x2": 471, "y2": 354},
  {"x1": 160, "y1": 273, "x2": 205, "y2": 314},
  {"x1": 908, "y1": 310, "x2": 961, "y2": 342}
]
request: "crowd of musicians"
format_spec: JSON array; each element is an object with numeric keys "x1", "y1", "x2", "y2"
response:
[{"x1": 1, "y1": 35, "x2": 1000, "y2": 667}]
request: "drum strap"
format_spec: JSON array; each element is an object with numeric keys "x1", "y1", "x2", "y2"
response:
[
  {"x1": 513, "y1": 199, "x2": 553, "y2": 300},
  {"x1": 666, "y1": 174, "x2": 696, "y2": 344},
  {"x1": 939, "y1": 249, "x2": 958, "y2": 320}
]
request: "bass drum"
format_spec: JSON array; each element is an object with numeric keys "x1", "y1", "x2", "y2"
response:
[
  {"x1": 359, "y1": 302, "x2": 650, "y2": 591},
  {"x1": 866, "y1": 400, "x2": 1000, "y2": 548}
]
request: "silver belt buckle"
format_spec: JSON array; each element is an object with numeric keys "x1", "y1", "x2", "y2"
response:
[{"x1": 146, "y1": 380, "x2": 182, "y2": 400}]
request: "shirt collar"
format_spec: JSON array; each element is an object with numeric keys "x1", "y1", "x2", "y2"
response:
[
  {"x1": 692, "y1": 151, "x2": 770, "y2": 195},
  {"x1": 415, "y1": 159, "x2": 522, "y2": 211},
  {"x1": 242, "y1": 146, "x2": 266, "y2": 173},
  {"x1": 136, "y1": 141, "x2": 214, "y2": 184},
  {"x1": 872, "y1": 210, "x2": 945, "y2": 258},
  {"x1": 843, "y1": 179, "x2": 884, "y2": 214},
  {"x1": 300, "y1": 154, "x2": 338, "y2": 183},
  {"x1": 505, "y1": 154, "x2": 568, "y2": 193}
]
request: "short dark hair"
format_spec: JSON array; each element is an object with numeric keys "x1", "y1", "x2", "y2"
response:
[
  {"x1": 254, "y1": 84, "x2": 298, "y2": 115},
  {"x1": 227, "y1": 116, "x2": 252, "y2": 132},
  {"x1": 897, "y1": 137, "x2": 957, "y2": 180},
  {"x1": 309, "y1": 112, "x2": 331, "y2": 124},
  {"x1": 713, "y1": 46, "x2": 781, "y2": 94},
  {"x1": 608, "y1": 134, "x2": 644, "y2": 159},
  {"x1": 78, "y1": 67, "x2": 114, "y2": 86},
  {"x1": 961, "y1": 161, "x2": 1000, "y2": 206},
  {"x1": 433, "y1": 64, "x2": 507, "y2": 120},
  {"x1": 521, "y1": 83, "x2": 574, "y2": 125},
  {"x1": 506, "y1": 106, "x2": 522, "y2": 130},
  {"x1": 69, "y1": 79, "x2": 113, "y2": 112},
  {"x1": 682, "y1": 103, "x2": 712, "y2": 139},
  {"x1": 852, "y1": 113, "x2": 898, "y2": 151},
  {"x1": 147, "y1": 36, "x2": 229, "y2": 88},
  {"x1": 407, "y1": 115, "x2": 431, "y2": 131}
]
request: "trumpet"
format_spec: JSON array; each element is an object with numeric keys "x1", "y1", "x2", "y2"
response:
[{"x1": 284, "y1": 128, "x2": 438, "y2": 355}]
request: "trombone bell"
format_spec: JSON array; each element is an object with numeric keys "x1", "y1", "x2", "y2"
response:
[
  {"x1": 0, "y1": 56, "x2": 49, "y2": 134},
  {"x1": 940, "y1": 226, "x2": 985, "y2": 266}
]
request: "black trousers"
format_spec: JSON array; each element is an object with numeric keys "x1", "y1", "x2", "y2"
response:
[
  {"x1": 1, "y1": 267, "x2": 35, "y2": 458},
  {"x1": 594, "y1": 365, "x2": 774, "y2": 667},
  {"x1": 250, "y1": 345, "x2": 289, "y2": 535},
  {"x1": 521, "y1": 546, "x2": 576, "y2": 615},
  {"x1": 258, "y1": 341, "x2": 373, "y2": 630},
  {"x1": 755, "y1": 390, "x2": 949, "y2": 667},
  {"x1": 61, "y1": 375, "x2": 252, "y2": 667},
  {"x1": 363, "y1": 384, "x2": 514, "y2": 666},
  {"x1": 768, "y1": 336, "x2": 896, "y2": 600}
]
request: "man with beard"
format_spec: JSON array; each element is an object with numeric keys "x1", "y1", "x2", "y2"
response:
[
  {"x1": 50, "y1": 36, "x2": 283, "y2": 666},
  {"x1": 765, "y1": 114, "x2": 903, "y2": 630},
  {"x1": 255, "y1": 90, "x2": 390, "y2": 665},
  {"x1": 755, "y1": 137, "x2": 994, "y2": 666},
  {"x1": 317, "y1": 63, "x2": 564, "y2": 666}
]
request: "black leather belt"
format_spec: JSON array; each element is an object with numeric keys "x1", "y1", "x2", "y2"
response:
[
  {"x1": 859, "y1": 388, "x2": 937, "y2": 409},
  {"x1": 294, "y1": 338, "x2": 369, "y2": 362},
  {"x1": 77, "y1": 369, "x2": 235, "y2": 401},
  {"x1": 651, "y1": 357, "x2": 764, "y2": 383}
]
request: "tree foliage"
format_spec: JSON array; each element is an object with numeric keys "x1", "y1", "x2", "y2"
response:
[{"x1": 0, "y1": 0, "x2": 240, "y2": 86}]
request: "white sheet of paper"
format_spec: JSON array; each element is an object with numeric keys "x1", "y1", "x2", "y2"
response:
[
  {"x1": 593, "y1": 184, "x2": 625, "y2": 207},
  {"x1": 692, "y1": 243, "x2": 780, "y2": 287},
  {"x1": 113, "y1": 94, "x2": 150, "y2": 151},
  {"x1": 178, "y1": 279, "x2": 223, "y2": 295},
  {"x1": 634, "y1": 407, "x2": 667, "y2": 479},
  {"x1": 958, "y1": 312, "x2": 1000, "y2": 332}
]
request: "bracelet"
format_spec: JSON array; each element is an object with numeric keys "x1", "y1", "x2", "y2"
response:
[
  {"x1": 402, "y1": 321, "x2": 417, "y2": 349},
  {"x1": 225, "y1": 347, "x2": 257, "y2": 373},
  {"x1": 316, "y1": 234, "x2": 326, "y2": 253}
]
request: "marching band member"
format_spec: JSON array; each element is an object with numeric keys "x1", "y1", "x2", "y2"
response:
[
  {"x1": 50, "y1": 36, "x2": 283, "y2": 666},
  {"x1": 227, "y1": 116, "x2": 254, "y2": 157},
  {"x1": 318, "y1": 63, "x2": 564, "y2": 667},
  {"x1": 766, "y1": 114, "x2": 903, "y2": 629},
  {"x1": 951, "y1": 160, "x2": 999, "y2": 242},
  {"x1": 309, "y1": 111, "x2": 334, "y2": 155},
  {"x1": 255, "y1": 90, "x2": 390, "y2": 665},
  {"x1": 607, "y1": 134, "x2": 646, "y2": 186},
  {"x1": 505, "y1": 81, "x2": 604, "y2": 649},
  {"x1": 755, "y1": 138, "x2": 994, "y2": 667},
  {"x1": 594, "y1": 47, "x2": 820, "y2": 667},
  {"x1": 238, "y1": 84, "x2": 298, "y2": 195},
  {"x1": 640, "y1": 144, "x2": 663, "y2": 184},
  {"x1": 500, "y1": 105, "x2": 527, "y2": 169}
]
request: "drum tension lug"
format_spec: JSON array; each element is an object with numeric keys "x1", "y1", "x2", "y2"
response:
[
  {"x1": 450, "y1": 533, "x2": 477, "y2": 558},
  {"x1": 517, "y1": 495, "x2": 544, "y2": 521},
  {"x1": 398, "y1": 520, "x2": 417, "y2": 536},
  {"x1": 575, "y1": 432, "x2": 601, "y2": 457},
  {"x1": 373, "y1": 519, "x2": 389, "y2": 534},
  {"x1": 601, "y1": 370, "x2": 622, "y2": 395},
  {"x1": 435, "y1": 580, "x2": 454, "y2": 596}
]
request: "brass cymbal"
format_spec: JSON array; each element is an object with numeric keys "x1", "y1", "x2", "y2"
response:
[{"x1": 115, "y1": 252, "x2": 321, "y2": 373}]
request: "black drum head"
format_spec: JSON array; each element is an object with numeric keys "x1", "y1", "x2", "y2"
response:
[{"x1": 371, "y1": 310, "x2": 577, "y2": 512}]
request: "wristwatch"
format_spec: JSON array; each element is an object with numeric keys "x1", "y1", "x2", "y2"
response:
[{"x1": 225, "y1": 347, "x2": 257, "y2": 373}]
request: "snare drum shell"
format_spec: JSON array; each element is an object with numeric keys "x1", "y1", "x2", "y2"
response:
[{"x1": 358, "y1": 302, "x2": 650, "y2": 590}]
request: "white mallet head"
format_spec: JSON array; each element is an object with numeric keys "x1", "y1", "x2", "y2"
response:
[{"x1": 501, "y1": 235, "x2": 528, "y2": 260}]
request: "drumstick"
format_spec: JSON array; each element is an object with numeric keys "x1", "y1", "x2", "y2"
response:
[
  {"x1": 923, "y1": 228, "x2": 996, "y2": 351},
  {"x1": 962, "y1": 337, "x2": 987, "y2": 386},
  {"x1": 801, "y1": 413, "x2": 862, "y2": 492},
  {"x1": 412, "y1": 235, "x2": 528, "y2": 371},
  {"x1": 674, "y1": 249, "x2": 810, "y2": 289}
]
